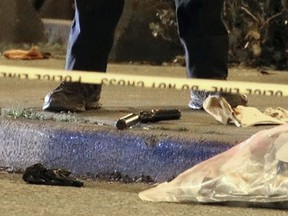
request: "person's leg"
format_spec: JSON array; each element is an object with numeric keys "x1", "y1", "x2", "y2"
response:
[
  {"x1": 66, "y1": 0, "x2": 124, "y2": 72},
  {"x1": 175, "y1": 0, "x2": 247, "y2": 109},
  {"x1": 43, "y1": 0, "x2": 124, "y2": 112},
  {"x1": 175, "y1": 0, "x2": 228, "y2": 79}
]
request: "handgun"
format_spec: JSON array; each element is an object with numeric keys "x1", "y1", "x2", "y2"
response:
[{"x1": 116, "y1": 109, "x2": 181, "y2": 130}]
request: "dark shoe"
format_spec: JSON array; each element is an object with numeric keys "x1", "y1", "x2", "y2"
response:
[
  {"x1": 84, "y1": 83, "x2": 102, "y2": 110},
  {"x1": 189, "y1": 90, "x2": 248, "y2": 110},
  {"x1": 42, "y1": 82, "x2": 101, "y2": 112}
]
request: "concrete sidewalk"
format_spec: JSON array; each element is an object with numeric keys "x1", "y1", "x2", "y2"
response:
[{"x1": 0, "y1": 57, "x2": 287, "y2": 182}]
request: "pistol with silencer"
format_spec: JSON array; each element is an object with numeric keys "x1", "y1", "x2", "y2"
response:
[{"x1": 116, "y1": 109, "x2": 181, "y2": 130}]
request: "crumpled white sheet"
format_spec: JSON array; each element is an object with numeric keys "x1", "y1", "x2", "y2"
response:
[
  {"x1": 139, "y1": 124, "x2": 288, "y2": 203},
  {"x1": 203, "y1": 95, "x2": 288, "y2": 127},
  {"x1": 264, "y1": 107, "x2": 288, "y2": 123}
]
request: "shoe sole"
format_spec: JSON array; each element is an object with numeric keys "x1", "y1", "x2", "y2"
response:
[{"x1": 42, "y1": 98, "x2": 86, "y2": 112}]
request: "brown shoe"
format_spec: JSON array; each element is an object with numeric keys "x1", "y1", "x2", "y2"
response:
[{"x1": 42, "y1": 82, "x2": 102, "y2": 112}]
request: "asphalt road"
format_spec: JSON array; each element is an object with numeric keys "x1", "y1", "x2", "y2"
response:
[{"x1": 1, "y1": 173, "x2": 287, "y2": 216}]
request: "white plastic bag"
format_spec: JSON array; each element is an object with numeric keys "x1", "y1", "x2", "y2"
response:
[{"x1": 139, "y1": 124, "x2": 288, "y2": 203}]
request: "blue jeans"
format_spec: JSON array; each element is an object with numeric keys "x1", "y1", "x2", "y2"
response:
[{"x1": 66, "y1": 0, "x2": 228, "y2": 79}]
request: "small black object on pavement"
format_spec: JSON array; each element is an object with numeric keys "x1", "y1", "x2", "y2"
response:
[{"x1": 22, "y1": 163, "x2": 84, "y2": 187}]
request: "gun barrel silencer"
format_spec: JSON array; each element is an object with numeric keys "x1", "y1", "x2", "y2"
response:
[{"x1": 116, "y1": 113, "x2": 140, "y2": 130}]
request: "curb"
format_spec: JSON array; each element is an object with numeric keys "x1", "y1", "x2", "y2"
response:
[{"x1": 0, "y1": 118, "x2": 232, "y2": 182}]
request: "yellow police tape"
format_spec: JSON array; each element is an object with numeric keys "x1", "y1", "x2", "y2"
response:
[{"x1": 0, "y1": 65, "x2": 287, "y2": 97}]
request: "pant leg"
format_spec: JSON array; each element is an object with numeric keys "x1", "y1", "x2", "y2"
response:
[
  {"x1": 66, "y1": 0, "x2": 124, "y2": 72},
  {"x1": 175, "y1": 0, "x2": 228, "y2": 79}
]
